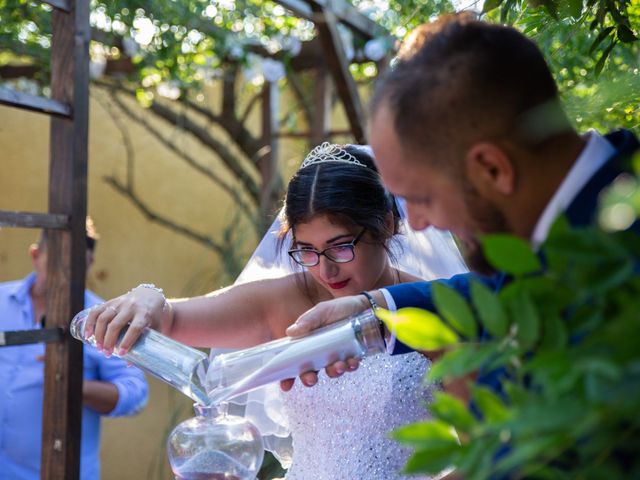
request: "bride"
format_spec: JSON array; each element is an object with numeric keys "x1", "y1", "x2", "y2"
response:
[{"x1": 85, "y1": 143, "x2": 467, "y2": 479}]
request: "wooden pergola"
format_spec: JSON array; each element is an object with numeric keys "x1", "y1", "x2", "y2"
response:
[{"x1": 0, "y1": 1, "x2": 388, "y2": 478}]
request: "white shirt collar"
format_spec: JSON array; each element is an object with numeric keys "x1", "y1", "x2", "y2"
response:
[{"x1": 531, "y1": 130, "x2": 616, "y2": 247}]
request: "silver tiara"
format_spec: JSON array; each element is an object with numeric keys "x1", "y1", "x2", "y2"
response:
[{"x1": 300, "y1": 142, "x2": 366, "y2": 169}]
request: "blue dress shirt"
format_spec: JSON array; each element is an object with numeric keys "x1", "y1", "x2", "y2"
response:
[{"x1": 0, "y1": 273, "x2": 148, "y2": 479}]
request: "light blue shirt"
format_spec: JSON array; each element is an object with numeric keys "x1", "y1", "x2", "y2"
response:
[{"x1": 0, "y1": 273, "x2": 148, "y2": 479}]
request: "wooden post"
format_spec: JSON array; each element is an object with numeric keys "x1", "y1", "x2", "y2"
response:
[
  {"x1": 310, "y1": 67, "x2": 332, "y2": 148},
  {"x1": 311, "y1": 3, "x2": 367, "y2": 144},
  {"x1": 259, "y1": 80, "x2": 280, "y2": 221},
  {"x1": 40, "y1": 0, "x2": 90, "y2": 478}
]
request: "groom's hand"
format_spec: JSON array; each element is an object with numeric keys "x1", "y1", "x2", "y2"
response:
[
  {"x1": 280, "y1": 293, "x2": 381, "y2": 391},
  {"x1": 286, "y1": 294, "x2": 371, "y2": 337}
]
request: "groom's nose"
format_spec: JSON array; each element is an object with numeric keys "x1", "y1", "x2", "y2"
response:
[{"x1": 406, "y1": 205, "x2": 431, "y2": 231}]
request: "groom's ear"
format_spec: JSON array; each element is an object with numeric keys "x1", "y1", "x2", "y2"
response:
[{"x1": 464, "y1": 142, "x2": 515, "y2": 197}]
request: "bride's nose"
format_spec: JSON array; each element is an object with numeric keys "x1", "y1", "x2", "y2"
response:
[{"x1": 318, "y1": 255, "x2": 339, "y2": 280}]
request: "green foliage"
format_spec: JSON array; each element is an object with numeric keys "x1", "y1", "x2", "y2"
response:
[
  {"x1": 385, "y1": 178, "x2": 640, "y2": 478},
  {"x1": 481, "y1": 0, "x2": 640, "y2": 131},
  {"x1": 1, "y1": 0, "x2": 637, "y2": 132},
  {"x1": 433, "y1": 282, "x2": 478, "y2": 338},
  {"x1": 480, "y1": 235, "x2": 542, "y2": 276},
  {"x1": 377, "y1": 307, "x2": 459, "y2": 351}
]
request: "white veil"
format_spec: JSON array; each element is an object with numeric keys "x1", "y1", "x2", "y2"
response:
[{"x1": 211, "y1": 156, "x2": 469, "y2": 469}]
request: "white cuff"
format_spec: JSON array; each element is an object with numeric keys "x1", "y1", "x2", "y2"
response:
[{"x1": 380, "y1": 288, "x2": 397, "y2": 355}]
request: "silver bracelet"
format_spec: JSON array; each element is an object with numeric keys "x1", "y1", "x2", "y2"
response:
[
  {"x1": 135, "y1": 283, "x2": 164, "y2": 296},
  {"x1": 132, "y1": 283, "x2": 168, "y2": 310},
  {"x1": 360, "y1": 291, "x2": 379, "y2": 311}
]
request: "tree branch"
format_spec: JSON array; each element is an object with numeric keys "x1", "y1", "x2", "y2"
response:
[
  {"x1": 285, "y1": 68, "x2": 314, "y2": 128},
  {"x1": 103, "y1": 175, "x2": 228, "y2": 255},
  {"x1": 96, "y1": 79, "x2": 262, "y2": 203},
  {"x1": 240, "y1": 91, "x2": 263, "y2": 126},
  {"x1": 180, "y1": 94, "x2": 264, "y2": 161},
  {"x1": 95, "y1": 86, "x2": 260, "y2": 223}
]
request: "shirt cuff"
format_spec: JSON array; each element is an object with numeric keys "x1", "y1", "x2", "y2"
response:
[
  {"x1": 108, "y1": 377, "x2": 148, "y2": 417},
  {"x1": 380, "y1": 288, "x2": 397, "y2": 355}
]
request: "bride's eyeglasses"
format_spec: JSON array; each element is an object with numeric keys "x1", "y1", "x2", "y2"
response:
[{"x1": 288, "y1": 229, "x2": 366, "y2": 267}]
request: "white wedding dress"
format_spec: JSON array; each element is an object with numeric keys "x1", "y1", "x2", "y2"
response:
[
  {"x1": 282, "y1": 351, "x2": 434, "y2": 480},
  {"x1": 220, "y1": 197, "x2": 467, "y2": 479}
]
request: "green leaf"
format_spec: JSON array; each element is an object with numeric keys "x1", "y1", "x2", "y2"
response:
[
  {"x1": 471, "y1": 280, "x2": 509, "y2": 337},
  {"x1": 376, "y1": 308, "x2": 459, "y2": 351},
  {"x1": 500, "y1": 0, "x2": 515, "y2": 23},
  {"x1": 617, "y1": 24, "x2": 638, "y2": 43},
  {"x1": 540, "y1": 0, "x2": 558, "y2": 19},
  {"x1": 430, "y1": 391, "x2": 478, "y2": 432},
  {"x1": 540, "y1": 314, "x2": 568, "y2": 350},
  {"x1": 494, "y1": 435, "x2": 561, "y2": 475},
  {"x1": 589, "y1": 26, "x2": 615, "y2": 54},
  {"x1": 404, "y1": 444, "x2": 460, "y2": 474},
  {"x1": 567, "y1": 0, "x2": 583, "y2": 19},
  {"x1": 594, "y1": 40, "x2": 616, "y2": 76},
  {"x1": 575, "y1": 358, "x2": 622, "y2": 381},
  {"x1": 482, "y1": 0, "x2": 504, "y2": 14},
  {"x1": 472, "y1": 385, "x2": 510, "y2": 422},
  {"x1": 457, "y1": 439, "x2": 497, "y2": 480},
  {"x1": 392, "y1": 419, "x2": 459, "y2": 448},
  {"x1": 481, "y1": 234, "x2": 541, "y2": 276},
  {"x1": 510, "y1": 291, "x2": 540, "y2": 349},
  {"x1": 428, "y1": 343, "x2": 497, "y2": 382},
  {"x1": 433, "y1": 283, "x2": 478, "y2": 339}
]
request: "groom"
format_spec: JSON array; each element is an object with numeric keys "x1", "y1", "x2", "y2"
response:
[{"x1": 283, "y1": 13, "x2": 640, "y2": 389}]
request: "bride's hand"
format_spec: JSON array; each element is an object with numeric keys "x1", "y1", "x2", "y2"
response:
[
  {"x1": 84, "y1": 285, "x2": 169, "y2": 357},
  {"x1": 280, "y1": 294, "x2": 371, "y2": 391}
]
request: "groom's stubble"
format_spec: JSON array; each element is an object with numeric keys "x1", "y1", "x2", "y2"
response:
[{"x1": 458, "y1": 178, "x2": 510, "y2": 276}]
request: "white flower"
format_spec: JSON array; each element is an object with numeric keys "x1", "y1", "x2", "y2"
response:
[
  {"x1": 364, "y1": 37, "x2": 387, "y2": 61},
  {"x1": 243, "y1": 53, "x2": 264, "y2": 84},
  {"x1": 282, "y1": 35, "x2": 302, "y2": 56},
  {"x1": 157, "y1": 81, "x2": 181, "y2": 100},
  {"x1": 122, "y1": 37, "x2": 139, "y2": 57},
  {"x1": 89, "y1": 58, "x2": 107, "y2": 79},
  {"x1": 262, "y1": 58, "x2": 286, "y2": 82}
]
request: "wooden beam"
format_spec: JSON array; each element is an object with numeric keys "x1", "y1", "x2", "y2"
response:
[
  {"x1": 276, "y1": 129, "x2": 352, "y2": 138},
  {"x1": 311, "y1": 4, "x2": 367, "y2": 144},
  {"x1": 0, "y1": 86, "x2": 71, "y2": 117},
  {"x1": 0, "y1": 328, "x2": 64, "y2": 347},
  {"x1": 40, "y1": 0, "x2": 90, "y2": 477},
  {"x1": 40, "y1": 0, "x2": 71, "y2": 12},
  {"x1": 277, "y1": 0, "x2": 387, "y2": 40},
  {"x1": 309, "y1": 0, "x2": 388, "y2": 39},
  {"x1": 0, "y1": 211, "x2": 69, "y2": 229}
]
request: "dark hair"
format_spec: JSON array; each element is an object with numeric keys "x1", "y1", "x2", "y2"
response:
[
  {"x1": 371, "y1": 13, "x2": 567, "y2": 174},
  {"x1": 281, "y1": 144, "x2": 399, "y2": 247}
]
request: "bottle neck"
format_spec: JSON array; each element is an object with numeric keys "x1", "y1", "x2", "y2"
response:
[{"x1": 194, "y1": 402, "x2": 228, "y2": 418}]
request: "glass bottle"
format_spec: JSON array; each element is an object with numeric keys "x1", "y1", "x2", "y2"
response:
[
  {"x1": 206, "y1": 308, "x2": 385, "y2": 404},
  {"x1": 167, "y1": 403, "x2": 264, "y2": 480},
  {"x1": 70, "y1": 307, "x2": 211, "y2": 406}
]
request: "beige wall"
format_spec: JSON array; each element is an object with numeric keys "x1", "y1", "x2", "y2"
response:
[{"x1": 0, "y1": 82, "x2": 312, "y2": 478}]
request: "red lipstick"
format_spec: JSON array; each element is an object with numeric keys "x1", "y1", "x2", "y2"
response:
[{"x1": 328, "y1": 279, "x2": 350, "y2": 290}]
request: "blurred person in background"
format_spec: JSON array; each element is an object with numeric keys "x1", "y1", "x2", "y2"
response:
[{"x1": 0, "y1": 217, "x2": 148, "y2": 480}]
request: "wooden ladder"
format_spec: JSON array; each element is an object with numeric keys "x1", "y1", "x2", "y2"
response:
[{"x1": 0, "y1": 0, "x2": 90, "y2": 478}]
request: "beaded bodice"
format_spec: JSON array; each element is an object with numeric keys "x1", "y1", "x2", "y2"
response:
[{"x1": 282, "y1": 352, "x2": 434, "y2": 480}]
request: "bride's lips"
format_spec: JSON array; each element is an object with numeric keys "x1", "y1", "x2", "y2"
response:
[{"x1": 328, "y1": 279, "x2": 350, "y2": 290}]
